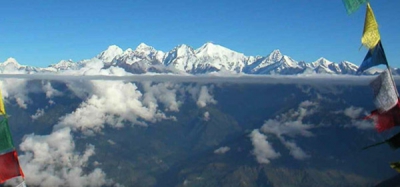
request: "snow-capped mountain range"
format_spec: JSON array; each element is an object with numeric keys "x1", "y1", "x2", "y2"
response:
[{"x1": 0, "y1": 42, "x2": 389, "y2": 75}]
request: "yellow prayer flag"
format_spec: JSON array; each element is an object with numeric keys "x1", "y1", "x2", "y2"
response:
[
  {"x1": 0, "y1": 90, "x2": 6, "y2": 115},
  {"x1": 361, "y1": 3, "x2": 381, "y2": 49}
]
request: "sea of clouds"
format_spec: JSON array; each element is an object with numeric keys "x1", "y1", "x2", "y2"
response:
[{"x1": 0, "y1": 60, "x2": 378, "y2": 186}]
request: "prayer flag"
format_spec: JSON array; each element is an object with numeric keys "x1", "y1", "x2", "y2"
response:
[
  {"x1": 0, "y1": 119, "x2": 14, "y2": 153},
  {"x1": 0, "y1": 150, "x2": 24, "y2": 184},
  {"x1": 342, "y1": 0, "x2": 369, "y2": 14},
  {"x1": 361, "y1": 3, "x2": 380, "y2": 49},
  {"x1": 369, "y1": 69, "x2": 398, "y2": 112},
  {"x1": 364, "y1": 101, "x2": 400, "y2": 132},
  {"x1": 362, "y1": 131, "x2": 400, "y2": 150},
  {"x1": 357, "y1": 41, "x2": 388, "y2": 73},
  {"x1": 0, "y1": 90, "x2": 5, "y2": 116}
]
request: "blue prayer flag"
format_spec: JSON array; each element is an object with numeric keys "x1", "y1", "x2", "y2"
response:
[{"x1": 357, "y1": 41, "x2": 388, "y2": 73}]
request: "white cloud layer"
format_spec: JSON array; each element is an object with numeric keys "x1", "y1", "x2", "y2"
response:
[
  {"x1": 42, "y1": 81, "x2": 63, "y2": 98},
  {"x1": 11, "y1": 127, "x2": 114, "y2": 187},
  {"x1": 261, "y1": 120, "x2": 314, "y2": 138},
  {"x1": 280, "y1": 138, "x2": 310, "y2": 160},
  {"x1": 343, "y1": 106, "x2": 364, "y2": 119},
  {"x1": 348, "y1": 120, "x2": 375, "y2": 130},
  {"x1": 0, "y1": 73, "x2": 378, "y2": 86},
  {"x1": 0, "y1": 70, "x2": 386, "y2": 185},
  {"x1": 142, "y1": 81, "x2": 181, "y2": 112},
  {"x1": 0, "y1": 78, "x2": 29, "y2": 109},
  {"x1": 342, "y1": 106, "x2": 374, "y2": 130},
  {"x1": 54, "y1": 81, "x2": 176, "y2": 135},
  {"x1": 249, "y1": 129, "x2": 280, "y2": 164},
  {"x1": 256, "y1": 101, "x2": 316, "y2": 160},
  {"x1": 214, "y1": 146, "x2": 230, "y2": 154},
  {"x1": 203, "y1": 111, "x2": 210, "y2": 121},
  {"x1": 186, "y1": 85, "x2": 217, "y2": 108},
  {"x1": 31, "y1": 108, "x2": 45, "y2": 120}
]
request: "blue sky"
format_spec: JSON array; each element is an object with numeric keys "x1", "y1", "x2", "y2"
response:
[{"x1": 0, "y1": 0, "x2": 399, "y2": 67}]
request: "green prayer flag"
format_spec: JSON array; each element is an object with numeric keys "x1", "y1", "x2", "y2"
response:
[
  {"x1": 0, "y1": 118, "x2": 14, "y2": 153},
  {"x1": 342, "y1": 0, "x2": 369, "y2": 14},
  {"x1": 386, "y1": 132, "x2": 400, "y2": 149},
  {"x1": 362, "y1": 131, "x2": 400, "y2": 150}
]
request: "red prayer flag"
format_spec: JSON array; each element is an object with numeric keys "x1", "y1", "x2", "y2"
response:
[
  {"x1": 0, "y1": 150, "x2": 24, "y2": 184},
  {"x1": 365, "y1": 100, "x2": 400, "y2": 132}
]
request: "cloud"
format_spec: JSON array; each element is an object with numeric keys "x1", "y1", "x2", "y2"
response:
[
  {"x1": 42, "y1": 81, "x2": 63, "y2": 98},
  {"x1": 0, "y1": 78, "x2": 29, "y2": 109},
  {"x1": 214, "y1": 146, "x2": 230, "y2": 154},
  {"x1": 31, "y1": 108, "x2": 45, "y2": 120},
  {"x1": 11, "y1": 127, "x2": 115, "y2": 187},
  {"x1": 280, "y1": 138, "x2": 310, "y2": 160},
  {"x1": 203, "y1": 111, "x2": 210, "y2": 121},
  {"x1": 258, "y1": 100, "x2": 316, "y2": 160},
  {"x1": 299, "y1": 100, "x2": 317, "y2": 108},
  {"x1": 0, "y1": 73, "x2": 377, "y2": 113},
  {"x1": 0, "y1": 73, "x2": 379, "y2": 86},
  {"x1": 260, "y1": 120, "x2": 312, "y2": 160},
  {"x1": 249, "y1": 129, "x2": 280, "y2": 164},
  {"x1": 0, "y1": 72, "x2": 384, "y2": 185},
  {"x1": 343, "y1": 106, "x2": 364, "y2": 119},
  {"x1": 186, "y1": 85, "x2": 217, "y2": 108},
  {"x1": 197, "y1": 86, "x2": 217, "y2": 108},
  {"x1": 278, "y1": 100, "x2": 318, "y2": 122},
  {"x1": 340, "y1": 106, "x2": 374, "y2": 130},
  {"x1": 261, "y1": 119, "x2": 313, "y2": 138},
  {"x1": 55, "y1": 81, "x2": 175, "y2": 134},
  {"x1": 55, "y1": 80, "x2": 220, "y2": 135},
  {"x1": 142, "y1": 82, "x2": 181, "y2": 112},
  {"x1": 350, "y1": 120, "x2": 375, "y2": 130},
  {"x1": 15, "y1": 97, "x2": 27, "y2": 109}
]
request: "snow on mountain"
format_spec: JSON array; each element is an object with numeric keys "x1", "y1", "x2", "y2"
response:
[
  {"x1": 193, "y1": 42, "x2": 248, "y2": 73},
  {"x1": 163, "y1": 44, "x2": 197, "y2": 72},
  {"x1": 111, "y1": 43, "x2": 169, "y2": 74},
  {"x1": 48, "y1": 59, "x2": 79, "y2": 71},
  {"x1": 134, "y1": 43, "x2": 165, "y2": 63},
  {"x1": 339, "y1": 61, "x2": 358, "y2": 74},
  {"x1": 245, "y1": 50, "x2": 283, "y2": 73},
  {"x1": 96, "y1": 45, "x2": 123, "y2": 64},
  {"x1": 2, "y1": 57, "x2": 22, "y2": 68},
  {"x1": 0, "y1": 42, "x2": 378, "y2": 76},
  {"x1": 246, "y1": 56, "x2": 263, "y2": 66},
  {"x1": 245, "y1": 50, "x2": 304, "y2": 74},
  {"x1": 0, "y1": 57, "x2": 40, "y2": 74},
  {"x1": 305, "y1": 57, "x2": 356, "y2": 74},
  {"x1": 367, "y1": 67, "x2": 384, "y2": 75},
  {"x1": 114, "y1": 43, "x2": 164, "y2": 65},
  {"x1": 310, "y1": 57, "x2": 333, "y2": 68}
]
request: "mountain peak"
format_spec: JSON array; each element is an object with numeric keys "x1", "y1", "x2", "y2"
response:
[
  {"x1": 312, "y1": 57, "x2": 332, "y2": 66},
  {"x1": 195, "y1": 42, "x2": 243, "y2": 57},
  {"x1": 2, "y1": 42, "x2": 363, "y2": 75},
  {"x1": 203, "y1": 41, "x2": 216, "y2": 47},
  {"x1": 266, "y1": 49, "x2": 283, "y2": 61},
  {"x1": 135, "y1": 43, "x2": 154, "y2": 51},
  {"x1": 271, "y1": 49, "x2": 281, "y2": 54},
  {"x1": 196, "y1": 42, "x2": 220, "y2": 52},
  {"x1": 3, "y1": 57, "x2": 21, "y2": 66},
  {"x1": 122, "y1": 48, "x2": 134, "y2": 55},
  {"x1": 49, "y1": 59, "x2": 77, "y2": 70},
  {"x1": 176, "y1": 44, "x2": 189, "y2": 48},
  {"x1": 316, "y1": 57, "x2": 328, "y2": 61},
  {"x1": 97, "y1": 45, "x2": 123, "y2": 63},
  {"x1": 107, "y1": 45, "x2": 121, "y2": 51},
  {"x1": 173, "y1": 44, "x2": 195, "y2": 54}
]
